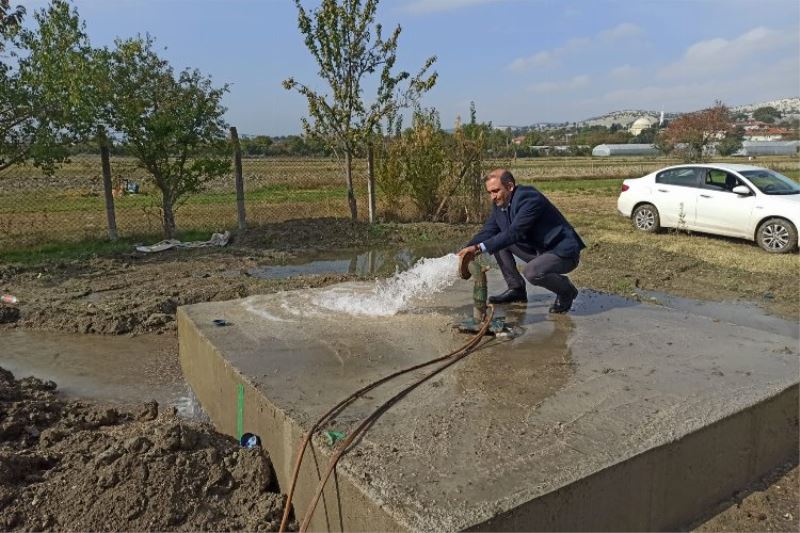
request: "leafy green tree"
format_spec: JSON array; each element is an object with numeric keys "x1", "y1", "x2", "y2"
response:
[
  {"x1": 461, "y1": 101, "x2": 489, "y2": 142},
  {"x1": 523, "y1": 130, "x2": 545, "y2": 147},
  {"x1": 716, "y1": 127, "x2": 743, "y2": 156},
  {"x1": 0, "y1": 0, "x2": 24, "y2": 40},
  {"x1": 752, "y1": 106, "x2": 781, "y2": 124},
  {"x1": 631, "y1": 125, "x2": 658, "y2": 144},
  {"x1": 375, "y1": 108, "x2": 483, "y2": 222},
  {"x1": 241, "y1": 135, "x2": 273, "y2": 156},
  {"x1": 402, "y1": 110, "x2": 446, "y2": 217},
  {"x1": 1, "y1": 0, "x2": 96, "y2": 172},
  {"x1": 107, "y1": 36, "x2": 230, "y2": 238},
  {"x1": 284, "y1": 0, "x2": 437, "y2": 220}
]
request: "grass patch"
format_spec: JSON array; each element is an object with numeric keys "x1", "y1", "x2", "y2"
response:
[
  {"x1": 0, "y1": 184, "x2": 345, "y2": 214},
  {"x1": 532, "y1": 177, "x2": 624, "y2": 195},
  {"x1": 1, "y1": 229, "x2": 212, "y2": 265}
]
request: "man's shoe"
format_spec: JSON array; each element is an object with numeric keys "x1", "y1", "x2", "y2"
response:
[
  {"x1": 488, "y1": 288, "x2": 527, "y2": 304},
  {"x1": 549, "y1": 287, "x2": 579, "y2": 314}
]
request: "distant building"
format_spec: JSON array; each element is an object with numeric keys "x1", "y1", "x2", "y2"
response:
[
  {"x1": 628, "y1": 116, "x2": 658, "y2": 135},
  {"x1": 592, "y1": 144, "x2": 661, "y2": 157},
  {"x1": 744, "y1": 128, "x2": 793, "y2": 142}
]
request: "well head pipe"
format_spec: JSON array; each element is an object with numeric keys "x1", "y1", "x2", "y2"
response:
[{"x1": 459, "y1": 252, "x2": 488, "y2": 322}]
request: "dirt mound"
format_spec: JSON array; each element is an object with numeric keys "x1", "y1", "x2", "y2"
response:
[
  {"x1": 0, "y1": 220, "x2": 473, "y2": 336},
  {"x1": 0, "y1": 367, "x2": 289, "y2": 531}
]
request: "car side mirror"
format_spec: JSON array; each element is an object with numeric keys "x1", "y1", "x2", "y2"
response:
[{"x1": 732, "y1": 185, "x2": 751, "y2": 196}]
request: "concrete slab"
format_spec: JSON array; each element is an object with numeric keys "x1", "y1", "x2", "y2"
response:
[{"x1": 178, "y1": 272, "x2": 799, "y2": 532}]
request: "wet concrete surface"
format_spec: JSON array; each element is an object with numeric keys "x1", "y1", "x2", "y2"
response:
[
  {"x1": 178, "y1": 270, "x2": 800, "y2": 531},
  {"x1": 635, "y1": 288, "x2": 799, "y2": 338},
  {"x1": 1, "y1": 330, "x2": 205, "y2": 419}
]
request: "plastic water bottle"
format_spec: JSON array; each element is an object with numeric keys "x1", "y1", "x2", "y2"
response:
[
  {"x1": 239, "y1": 432, "x2": 261, "y2": 448},
  {"x1": 1, "y1": 295, "x2": 18, "y2": 305}
]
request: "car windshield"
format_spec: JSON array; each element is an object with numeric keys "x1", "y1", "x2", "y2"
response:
[{"x1": 740, "y1": 169, "x2": 800, "y2": 195}]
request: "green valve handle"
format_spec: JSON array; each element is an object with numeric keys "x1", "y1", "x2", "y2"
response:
[{"x1": 325, "y1": 431, "x2": 346, "y2": 446}]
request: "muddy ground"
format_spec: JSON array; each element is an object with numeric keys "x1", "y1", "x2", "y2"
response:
[
  {"x1": 0, "y1": 217, "x2": 798, "y2": 531},
  {"x1": 0, "y1": 367, "x2": 288, "y2": 532}
]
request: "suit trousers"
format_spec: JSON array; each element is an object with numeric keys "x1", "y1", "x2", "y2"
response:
[{"x1": 494, "y1": 246, "x2": 579, "y2": 297}]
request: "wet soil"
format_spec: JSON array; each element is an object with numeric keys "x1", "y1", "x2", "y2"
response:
[
  {"x1": 1, "y1": 217, "x2": 797, "y2": 531},
  {"x1": 0, "y1": 367, "x2": 289, "y2": 532},
  {"x1": 0, "y1": 219, "x2": 467, "y2": 336}
]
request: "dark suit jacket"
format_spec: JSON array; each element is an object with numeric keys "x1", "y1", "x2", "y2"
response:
[{"x1": 467, "y1": 185, "x2": 585, "y2": 258}]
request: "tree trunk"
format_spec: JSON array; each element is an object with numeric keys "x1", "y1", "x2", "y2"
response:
[
  {"x1": 366, "y1": 143, "x2": 376, "y2": 223},
  {"x1": 161, "y1": 195, "x2": 177, "y2": 239},
  {"x1": 345, "y1": 150, "x2": 357, "y2": 220},
  {"x1": 98, "y1": 129, "x2": 118, "y2": 241},
  {"x1": 230, "y1": 126, "x2": 246, "y2": 230}
]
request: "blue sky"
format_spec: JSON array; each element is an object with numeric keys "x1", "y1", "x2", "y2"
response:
[{"x1": 19, "y1": 0, "x2": 800, "y2": 135}]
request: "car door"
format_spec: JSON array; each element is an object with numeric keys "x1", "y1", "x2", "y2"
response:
[
  {"x1": 653, "y1": 167, "x2": 702, "y2": 229},
  {"x1": 695, "y1": 169, "x2": 756, "y2": 237}
]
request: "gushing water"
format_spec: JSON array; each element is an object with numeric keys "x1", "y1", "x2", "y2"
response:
[{"x1": 312, "y1": 253, "x2": 459, "y2": 316}]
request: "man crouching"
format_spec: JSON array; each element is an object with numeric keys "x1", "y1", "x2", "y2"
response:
[{"x1": 457, "y1": 168, "x2": 585, "y2": 313}]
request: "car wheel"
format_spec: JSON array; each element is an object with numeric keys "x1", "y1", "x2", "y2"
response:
[
  {"x1": 757, "y1": 218, "x2": 798, "y2": 253},
  {"x1": 632, "y1": 204, "x2": 660, "y2": 233}
]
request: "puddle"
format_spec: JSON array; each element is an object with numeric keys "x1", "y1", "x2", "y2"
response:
[
  {"x1": 246, "y1": 244, "x2": 460, "y2": 280},
  {"x1": 0, "y1": 330, "x2": 205, "y2": 419}
]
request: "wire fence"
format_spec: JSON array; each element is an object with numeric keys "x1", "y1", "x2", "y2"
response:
[
  {"x1": 0, "y1": 156, "x2": 367, "y2": 249},
  {"x1": 0, "y1": 151, "x2": 796, "y2": 252}
]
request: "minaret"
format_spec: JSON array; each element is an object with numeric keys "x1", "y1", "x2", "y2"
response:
[{"x1": 659, "y1": 109, "x2": 664, "y2": 126}]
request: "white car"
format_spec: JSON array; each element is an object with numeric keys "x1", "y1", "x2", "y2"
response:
[{"x1": 617, "y1": 163, "x2": 800, "y2": 253}]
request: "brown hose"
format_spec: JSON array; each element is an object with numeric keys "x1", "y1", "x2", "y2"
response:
[
  {"x1": 295, "y1": 306, "x2": 495, "y2": 532},
  {"x1": 278, "y1": 306, "x2": 494, "y2": 531}
]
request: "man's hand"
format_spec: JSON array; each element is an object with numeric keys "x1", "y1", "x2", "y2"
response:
[{"x1": 457, "y1": 244, "x2": 481, "y2": 257}]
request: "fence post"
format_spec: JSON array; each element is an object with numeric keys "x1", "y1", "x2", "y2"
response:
[
  {"x1": 230, "y1": 126, "x2": 246, "y2": 230},
  {"x1": 367, "y1": 142, "x2": 376, "y2": 224},
  {"x1": 98, "y1": 128, "x2": 118, "y2": 241}
]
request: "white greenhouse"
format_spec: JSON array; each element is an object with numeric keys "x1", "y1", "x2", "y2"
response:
[
  {"x1": 591, "y1": 144, "x2": 661, "y2": 157},
  {"x1": 738, "y1": 141, "x2": 800, "y2": 157}
]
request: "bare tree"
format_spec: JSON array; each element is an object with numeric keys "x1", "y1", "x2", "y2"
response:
[
  {"x1": 284, "y1": 0, "x2": 436, "y2": 220},
  {"x1": 657, "y1": 101, "x2": 734, "y2": 162}
]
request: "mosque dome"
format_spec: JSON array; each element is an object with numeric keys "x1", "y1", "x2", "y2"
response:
[{"x1": 629, "y1": 116, "x2": 658, "y2": 135}]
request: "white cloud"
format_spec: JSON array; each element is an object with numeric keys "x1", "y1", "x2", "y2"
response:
[
  {"x1": 599, "y1": 23, "x2": 644, "y2": 41},
  {"x1": 508, "y1": 23, "x2": 642, "y2": 72},
  {"x1": 508, "y1": 37, "x2": 590, "y2": 71},
  {"x1": 529, "y1": 74, "x2": 590, "y2": 93},
  {"x1": 602, "y1": 56, "x2": 798, "y2": 111},
  {"x1": 402, "y1": 0, "x2": 502, "y2": 15},
  {"x1": 659, "y1": 26, "x2": 799, "y2": 79},
  {"x1": 509, "y1": 51, "x2": 555, "y2": 71},
  {"x1": 609, "y1": 64, "x2": 638, "y2": 79}
]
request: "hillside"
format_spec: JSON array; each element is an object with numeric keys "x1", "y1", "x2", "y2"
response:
[
  {"x1": 579, "y1": 110, "x2": 679, "y2": 128},
  {"x1": 731, "y1": 97, "x2": 800, "y2": 117},
  {"x1": 577, "y1": 97, "x2": 799, "y2": 128}
]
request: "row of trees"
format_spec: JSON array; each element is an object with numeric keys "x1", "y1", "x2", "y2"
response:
[
  {"x1": 1, "y1": 0, "x2": 230, "y2": 237},
  {"x1": 2, "y1": 0, "x2": 454, "y2": 232},
  {"x1": 3, "y1": 0, "x2": 795, "y2": 235}
]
